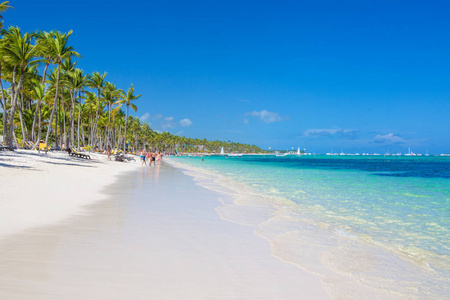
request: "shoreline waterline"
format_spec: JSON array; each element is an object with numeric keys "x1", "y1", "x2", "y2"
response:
[
  {"x1": 0, "y1": 158, "x2": 330, "y2": 299},
  {"x1": 165, "y1": 155, "x2": 450, "y2": 299}
]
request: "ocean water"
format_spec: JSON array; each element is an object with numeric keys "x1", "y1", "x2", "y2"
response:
[{"x1": 167, "y1": 155, "x2": 450, "y2": 299}]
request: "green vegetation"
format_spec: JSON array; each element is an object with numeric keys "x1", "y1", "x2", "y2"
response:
[{"x1": 0, "y1": 2, "x2": 264, "y2": 154}]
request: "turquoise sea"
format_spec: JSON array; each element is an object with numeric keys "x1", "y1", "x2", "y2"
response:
[{"x1": 168, "y1": 155, "x2": 450, "y2": 299}]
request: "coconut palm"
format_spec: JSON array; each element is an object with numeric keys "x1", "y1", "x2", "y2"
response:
[
  {"x1": 31, "y1": 83, "x2": 45, "y2": 148},
  {"x1": 113, "y1": 84, "x2": 141, "y2": 152},
  {"x1": 66, "y1": 68, "x2": 86, "y2": 148},
  {"x1": 102, "y1": 81, "x2": 122, "y2": 147},
  {"x1": 1, "y1": 26, "x2": 35, "y2": 148},
  {"x1": 87, "y1": 71, "x2": 106, "y2": 146},
  {"x1": 0, "y1": 1, "x2": 12, "y2": 29},
  {"x1": 43, "y1": 30, "x2": 81, "y2": 148}
]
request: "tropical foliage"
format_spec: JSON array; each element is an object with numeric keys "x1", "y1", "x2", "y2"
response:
[{"x1": 0, "y1": 2, "x2": 264, "y2": 154}]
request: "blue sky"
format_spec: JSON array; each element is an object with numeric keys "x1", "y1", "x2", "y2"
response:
[{"x1": 7, "y1": 0, "x2": 450, "y2": 153}]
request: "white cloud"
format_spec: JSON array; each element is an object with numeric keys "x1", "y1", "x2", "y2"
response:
[
  {"x1": 304, "y1": 128, "x2": 357, "y2": 137},
  {"x1": 179, "y1": 118, "x2": 193, "y2": 127},
  {"x1": 139, "y1": 112, "x2": 150, "y2": 122},
  {"x1": 243, "y1": 119, "x2": 249, "y2": 125},
  {"x1": 161, "y1": 122, "x2": 176, "y2": 130},
  {"x1": 149, "y1": 114, "x2": 193, "y2": 132},
  {"x1": 246, "y1": 110, "x2": 288, "y2": 124},
  {"x1": 373, "y1": 133, "x2": 406, "y2": 144}
]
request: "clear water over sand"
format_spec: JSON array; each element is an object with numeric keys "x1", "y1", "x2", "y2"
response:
[{"x1": 167, "y1": 155, "x2": 450, "y2": 299}]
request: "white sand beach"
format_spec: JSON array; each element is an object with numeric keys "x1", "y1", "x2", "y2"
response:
[
  {"x1": 0, "y1": 151, "x2": 329, "y2": 299},
  {"x1": 0, "y1": 150, "x2": 140, "y2": 239}
]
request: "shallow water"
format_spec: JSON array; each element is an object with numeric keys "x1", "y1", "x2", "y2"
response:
[{"x1": 168, "y1": 155, "x2": 450, "y2": 299}]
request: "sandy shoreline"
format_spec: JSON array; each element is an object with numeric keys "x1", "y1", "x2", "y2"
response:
[{"x1": 0, "y1": 151, "x2": 330, "y2": 299}]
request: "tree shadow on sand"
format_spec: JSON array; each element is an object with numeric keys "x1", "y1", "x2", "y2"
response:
[
  {"x1": 0, "y1": 150, "x2": 103, "y2": 169},
  {"x1": 0, "y1": 162, "x2": 36, "y2": 170},
  {"x1": 45, "y1": 161, "x2": 95, "y2": 168}
]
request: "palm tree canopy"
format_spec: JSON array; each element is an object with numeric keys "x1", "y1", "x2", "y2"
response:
[
  {"x1": 114, "y1": 84, "x2": 141, "y2": 112},
  {"x1": 0, "y1": 1, "x2": 12, "y2": 29},
  {"x1": 67, "y1": 68, "x2": 87, "y2": 91},
  {"x1": 46, "y1": 30, "x2": 81, "y2": 65},
  {"x1": 32, "y1": 83, "x2": 46, "y2": 100},
  {"x1": 1, "y1": 26, "x2": 35, "y2": 71},
  {"x1": 87, "y1": 71, "x2": 107, "y2": 90}
]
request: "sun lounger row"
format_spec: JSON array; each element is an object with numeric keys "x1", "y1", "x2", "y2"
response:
[{"x1": 69, "y1": 148, "x2": 91, "y2": 159}]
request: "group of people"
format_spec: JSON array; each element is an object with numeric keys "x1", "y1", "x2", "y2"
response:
[{"x1": 139, "y1": 150, "x2": 163, "y2": 166}]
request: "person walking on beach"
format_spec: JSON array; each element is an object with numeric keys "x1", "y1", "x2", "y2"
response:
[
  {"x1": 151, "y1": 152, "x2": 157, "y2": 166},
  {"x1": 146, "y1": 151, "x2": 150, "y2": 166},
  {"x1": 141, "y1": 150, "x2": 147, "y2": 166},
  {"x1": 156, "y1": 152, "x2": 162, "y2": 165},
  {"x1": 107, "y1": 145, "x2": 112, "y2": 161},
  {"x1": 147, "y1": 152, "x2": 152, "y2": 166}
]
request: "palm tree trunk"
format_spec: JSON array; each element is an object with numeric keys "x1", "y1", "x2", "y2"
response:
[
  {"x1": 60, "y1": 99, "x2": 68, "y2": 148},
  {"x1": 77, "y1": 90, "x2": 82, "y2": 150},
  {"x1": 111, "y1": 115, "x2": 117, "y2": 149},
  {"x1": 54, "y1": 97, "x2": 58, "y2": 148},
  {"x1": 8, "y1": 69, "x2": 24, "y2": 149},
  {"x1": 68, "y1": 90, "x2": 75, "y2": 148},
  {"x1": 45, "y1": 62, "x2": 61, "y2": 148},
  {"x1": 94, "y1": 88, "x2": 101, "y2": 147},
  {"x1": 123, "y1": 105, "x2": 129, "y2": 152},
  {"x1": 6, "y1": 67, "x2": 16, "y2": 148},
  {"x1": 31, "y1": 63, "x2": 50, "y2": 143},
  {"x1": 61, "y1": 97, "x2": 66, "y2": 148},
  {"x1": 0, "y1": 63, "x2": 8, "y2": 142},
  {"x1": 17, "y1": 93, "x2": 27, "y2": 145}
]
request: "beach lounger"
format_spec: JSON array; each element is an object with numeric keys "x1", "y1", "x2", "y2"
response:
[
  {"x1": 27, "y1": 141, "x2": 36, "y2": 149},
  {"x1": 38, "y1": 143, "x2": 51, "y2": 151},
  {"x1": 69, "y1": 148, "x2": 91, "y2": 159},
  {"x1": 21, "y1": 141, "x2": 32, "y2": 149}
]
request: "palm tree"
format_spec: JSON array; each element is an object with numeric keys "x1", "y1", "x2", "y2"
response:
[
  {"x1": 66, "y1": 68, "x2": 86, "y2": 148},
  {"x1": 0, "y1": 1, "x2": 12, "y2": 136},
  {"x1": 1, "y1": 27, "x2": 35, "y2": 148},
  {"x1": 43, "y1": 30, "x2": 80, "y2": 149},
  {"x1": 112, "y1": 109, "x2": 125, "y2": 149},
  {"x1": 0, "y1": 1, "x2": 12, "y2": 29},
  {"x1": 31, "y1": 83, "x2": 45, "y2": 149},
  {"x1": 28, "y1": 30, "x2": 55, "y2": 148},
  {"x1": 114, "y1": 84, "x2": 141, "y2": 152},
  {"x1": 87, "y1": 71, "x2": 106, "y2": 147},
  {"x1": 102, "y1": 81, "x2": 122, "y2": 148}
]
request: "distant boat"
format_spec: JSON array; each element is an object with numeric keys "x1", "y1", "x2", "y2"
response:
[
  {"x1": 276, "y1": 152, "x2": 289, "y2": 157},
  {"x1": 297, "y1": 147, "x2": 301, "y2": 155},
  {"x1": 220, "y1": 147, "x2": 224, "y2": 155},
  {"x1": 227, "y1": 153, "x2": 243, "y2": 157},
  {"x1": 404, "y1": 147, "x2": 413, "y2": 156}
]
